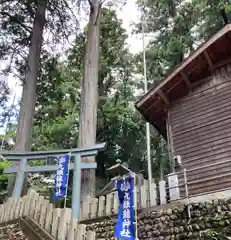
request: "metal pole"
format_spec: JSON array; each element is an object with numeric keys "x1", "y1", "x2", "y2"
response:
[
  {"x1": 183, "y1": 168, "x2": 191, "y2": 219},
  {"x1": 133, "y1": 172, "x2": 138, "y2": 239},
  {"x1": 142, "y1": 11, "x2": 152, "y2": 200},
  {"x1": 12, "y1": 158, "x2": 27, "y2": 198},
  {"x1": 72, "y1": 154, "x2": 81, "y2": 219},
  {"x1": 64, "y1": 153, "x2": 71, "y2": 208}
]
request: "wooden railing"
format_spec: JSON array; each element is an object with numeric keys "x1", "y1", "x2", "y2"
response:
[
  {"x1": 0, "y1": 178, "x2": 178, "y2": 238},
  {"x1": 0, "y1": 190, "x2": 96, "y2": 240},
  {"x1": 80, "y1": 180, "x2": 169, "y2": 221}
]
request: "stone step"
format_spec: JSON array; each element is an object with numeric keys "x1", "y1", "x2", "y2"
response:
[
  {"x1": 0, "y1": 223, "x2": 27, "y2": 240},
  {"x1": 0, "y1": 217, "x2": 54, "y2": 240},
  {"x1": 20, "y1": 216, "x2": 54, "y2": 240}
]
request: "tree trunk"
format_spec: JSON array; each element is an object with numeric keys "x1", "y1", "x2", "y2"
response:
[
  {"x1": 78, "y1": 0, "x2": 101, "y2": 200},
  {"x1": 7, "y1": 0, "x2": 47, "y2": 197}
]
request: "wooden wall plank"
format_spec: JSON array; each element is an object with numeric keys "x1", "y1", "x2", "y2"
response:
[
  {"x1": 23, "y1": 190, "x2": 33, "y2": 216},
  {"x1": 9, "y1": 198, "x2": 16, "y2": 220},
  {"x1": 39, "y1": 199, "x2": 49, "y2": 228},
  {"x1": 171, "y1": 85, "x2": 231, "y2": 121},
  {"x1": 34, "y1": 195, "x2": 44, "y2": 223},
  {"x1": 67, "y1": 219, "x2": 78, "y2": 240},
  {"x1": 0, "y1": 192, "x2": 96, "y2": 240},
  {"x1": 87, "y1": 230, "x2": 96, "y2": 240},
  {"x1": 4, "y1": 198, "x2": 13, "y2": 222},
  {"x1": 105, "y1": 193, "x2": 113, "y2": 216},
  {"x1": 29, "y1": 192, "x2": 37, "y2": 218},
  {"x1": 140, "y1": 183, "x2": 148, "y2": 208},
  {"x1": 13, "y1": 199, "x2": 21, "y2": 219},
  {"x1": 159, "y1": 180, "x2": 167, "y2": 204},
  {"x1": 90, "y1": 198, "x2": 98, "y2": 219},
  {"x1": 0, "y1": 204, "x2": 3, "y2": 223},
  {"x1": 150, "y1": 183, "x2": 157, "y2": 207},
  {"x1": 77, "y1": 224, "x2": 86, "y2": 239},
  {"x1": 44, "y1": 203, "x2": 54, "y2": 233},
  {"x1": 97, "y1": 196, "x2": 105, "y2": 217},
  {"x1": 81, "y1": 196, "x2": 91, "y2": 220},
  {"x1": 58, "y1": 208, "x2": 71, "y2": 240},
  {"x1": 170, "y1": 65, "x2": 231, "y2": 196},
  {"x1": 51, "y1": 208, "x2": 61, "y2": 238},
  {"x1": 0, "y1": 202, "x2": 7, "y2": 223},
  {"x1": 112, "y1": 192, "x2": 119, "y2": 215}
]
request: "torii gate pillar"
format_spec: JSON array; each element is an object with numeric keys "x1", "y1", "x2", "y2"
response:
[{"x1": 1, "y1": 143, "x2": 106, "y2": 219}]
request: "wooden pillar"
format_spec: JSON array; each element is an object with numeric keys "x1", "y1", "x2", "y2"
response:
[
  {"x1": 12, "y1": 158, "x2": 27, "y2": 198},
  {"x1": 166, "y1": 111, "x2": 175, "y2": 173}
]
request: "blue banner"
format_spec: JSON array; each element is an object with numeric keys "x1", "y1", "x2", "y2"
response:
[
  {"x1": 114, "y1": 176, "x2": 135, "y2": 240},
  {"x1": 52, "y1": 154, "x2": 69, "y2": 200}
]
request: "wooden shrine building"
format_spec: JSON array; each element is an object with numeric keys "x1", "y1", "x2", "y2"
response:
[{"x1": 136, "y1": 24, "x2": 231, "y2": 198}]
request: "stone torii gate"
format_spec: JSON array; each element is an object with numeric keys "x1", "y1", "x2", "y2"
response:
[{"x1": 1, "y1": 143, "x2": 106, "y2": 219}]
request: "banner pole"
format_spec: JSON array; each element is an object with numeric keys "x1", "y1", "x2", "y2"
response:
[
  {"x1": 114, "y1": 173, "x2": 137, "y2": 239},
  {"x1": 133, "y1": 172, "x2": 138, "y2": 239},
  {"x1": 52, "y1": 158, "x2": 58, "y2": 203},
  {"x1": 64, "y1": 153, "x2": 71, "y2": 208}
]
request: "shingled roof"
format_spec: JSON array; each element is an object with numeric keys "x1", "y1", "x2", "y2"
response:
[{"x1": 135, "y1": 24, "x2": 231, "y2": 137}]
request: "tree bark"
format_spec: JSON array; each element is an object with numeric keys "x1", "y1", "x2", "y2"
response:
[
  {"x1": 7, "y1": 0, "x2": 47, "y2": 197},
  {"x1": 78, "y1": 0, "x2": 101, "y2": 200}
]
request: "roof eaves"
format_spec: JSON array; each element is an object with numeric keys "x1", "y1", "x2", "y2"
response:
[
  {"x1": 135, "y1": 24, "x2": 231, "y2": 109},
  {"x1": 135, "y1": 104, "x2": 167, "y2": 138}
]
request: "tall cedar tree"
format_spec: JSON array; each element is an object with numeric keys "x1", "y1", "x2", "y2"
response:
[
  {"x1": 1, "y1": 0, "x2": 78, "y2": 196},
  {"x1": 7, "y1": 0, "x2": 48, "y2": 196},
  {"x1": 78, "y1": 0, "x2": 102, "y2": 199},
  {"x1": 33, "y1": 9, "x2": 148, "y2": 200}
]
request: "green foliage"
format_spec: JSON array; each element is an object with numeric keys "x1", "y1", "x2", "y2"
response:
[
  {"x1": 31, "y1": 7, "x2": 170, "y2": 199},
  {"x1": 203, "y1": 229, "x2": 219, "y2": 240},
  {"x1": 135, "y1": 0, "x2": 231, "y2": 86},
  {"x1": 225, "y1": 0, "x2": 231, "y2": 13},
  {"x1": 0, "y1": 0, "x2": 193, "y2": 198},
  {"x1": 0, "y1": 0, "x2": 79, "y2": 82},
  {"x1": 134, "y1": 0, "x2": 231, "y2": 181},
  {"x1": 0, "y1": 123, "x2": 17, "y2": 150},
  {"x1": 0, "y1": 161, "x2": 10, "y2": 180},
  {"x1": 0, "y1": 161, "x2": 10, "y2": 203}
]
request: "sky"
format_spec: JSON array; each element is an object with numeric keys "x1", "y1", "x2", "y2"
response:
[
  {"x1": 0, "y1": 1, "x2": 145, "y2": 135},
  {"x1": 1, "y1": 1, "x2": 145, "y2": 133},
  {"x1": 117, "y1": 1, "x2": 143, "y2": 53},
  {"x1": 6, "y1": 1, "x2": 143, "y2": 103}
]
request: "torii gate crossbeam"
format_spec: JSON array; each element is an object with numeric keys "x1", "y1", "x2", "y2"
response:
[{"x1": 1, "y1": 142, "x2": 106, "y2": 219}]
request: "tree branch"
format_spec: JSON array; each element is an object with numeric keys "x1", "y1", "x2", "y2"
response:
[
  {"x1": 100, "y1": 0, "x2": 107, "y2": 5},
  {"x1": 0, "y1": 0, "x2": 16, "y2": 4},
  {"x1": 62, "y1": 0, "x2": 79, "y2": 27},
  {"x1": 0, "y1": 11, "x2": 32, "y2": 33}
]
